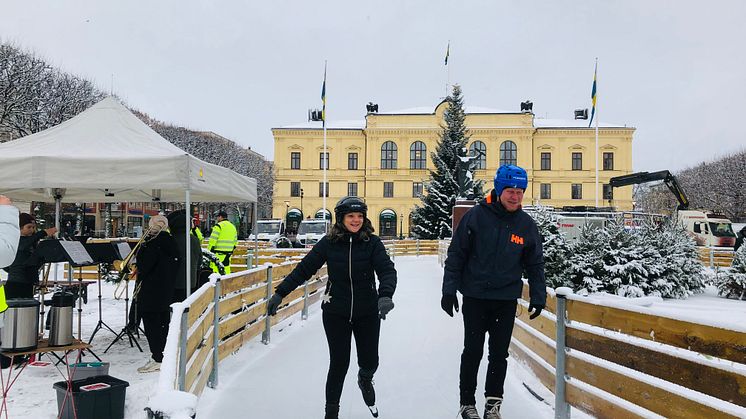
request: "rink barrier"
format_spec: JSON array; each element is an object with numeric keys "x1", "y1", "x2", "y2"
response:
[
  {"x1": 697, "y1": 246, "x2": 735, "y2": 268},
  {"x1": 382, "y1": 239, "x2": 439, "y2": 258},
  {"x1": 511, "y1": 282, "x2": 746, "y2": 419}
]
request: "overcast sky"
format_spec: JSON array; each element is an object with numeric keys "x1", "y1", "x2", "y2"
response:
[{"x1": 1, "y1": 0, "x2": 744, "y2": 172}]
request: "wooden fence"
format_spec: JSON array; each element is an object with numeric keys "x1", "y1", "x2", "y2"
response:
[
  {"x1": 697, "y1": 246, "x2": 736, "y2": 268},
  {"x1": 382, "y1": 239, "x2": 440, "y2": 257}
]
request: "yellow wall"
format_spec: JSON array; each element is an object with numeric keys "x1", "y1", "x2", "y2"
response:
[{"x1": 273, "y1": 101, "x2": 634, "y2": 238}]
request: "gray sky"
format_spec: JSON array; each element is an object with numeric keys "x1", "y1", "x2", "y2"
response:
[{"x1": 2, "y1": 0, "x2": 744, "y2": 171}]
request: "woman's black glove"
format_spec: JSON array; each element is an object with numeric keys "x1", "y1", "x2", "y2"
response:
[
  {"x1": 267, "y1": 293, "x2": 283, "y2": 316},
  {"x1": 440, "y1": 294, "x2": 459, "y2": 317},
  {"x1": 378, "y1": 297, "x2": 394, "y2": 320},
  {"x1": 528, "y1": 303, "x2": 544, "y2": 320}
]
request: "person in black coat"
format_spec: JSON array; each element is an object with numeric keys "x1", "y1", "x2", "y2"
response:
[
  {"x1": 134, "y1": 215, "x2": 179, "y2": 373},
  {"x1": 3, "y1": 213, "x2": 57, "y2": 298},
  {"x1": 735, "y1": 226, "x2": 746, "y2": 252},
  {"x1": 167, "y1": 210, "x2": 202, "y2": 303},
  {"x1": 267, "y1": 197, "x2": 397, "y2": 419}
]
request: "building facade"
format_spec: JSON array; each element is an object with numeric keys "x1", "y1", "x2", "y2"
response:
[{"x1": 273, "y1": 101, "x2": 635, "y2": 239}]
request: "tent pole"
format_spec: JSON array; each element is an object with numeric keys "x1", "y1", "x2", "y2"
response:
[{"x1": 185, "y1": 189, "x2": 191, "y2": 298}]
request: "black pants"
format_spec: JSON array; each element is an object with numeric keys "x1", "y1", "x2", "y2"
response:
[
  {"x1": 322, "y1": 311, "x2": 380, "y2": 405},
  {"x1": 459, "y1": 297, "x2": 517, "y2": 405},
  {"x1": 141, "y1": 311, "x2": 170, "y2": 363},
  {"x1": 4, "y1": 282, "x2": 34, "y2": 299}
]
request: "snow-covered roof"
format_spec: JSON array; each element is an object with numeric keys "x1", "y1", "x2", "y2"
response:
[{"x1": 276, "y1": 120, "x2": 366, "y2": 130}]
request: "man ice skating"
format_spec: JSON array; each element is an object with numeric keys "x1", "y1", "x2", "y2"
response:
[{"x1": 442, "y1": 164, "x2": 547, "y2": 419}]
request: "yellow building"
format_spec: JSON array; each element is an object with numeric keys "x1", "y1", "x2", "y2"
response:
[{"x1": 272, "y1": 101, "x2": 634, "y2": 238}]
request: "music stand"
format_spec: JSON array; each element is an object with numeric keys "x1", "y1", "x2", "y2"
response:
[
  {"x1": 103, "y1": 241, "x2": 144, "y2": 353},
  {"x1": 82, "y1": 243, "x2": 121, "y2": 344}
]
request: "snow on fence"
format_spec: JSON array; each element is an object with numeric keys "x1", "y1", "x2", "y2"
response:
[
  {"x1": 147, "y1": 261, "x2": 328, "y2": 418},
  {"x1": 512, "y1": 282, "x2": 746, "y2": 418}
]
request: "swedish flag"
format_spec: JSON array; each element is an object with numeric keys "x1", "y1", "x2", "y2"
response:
[
  {"x1": 445, "y1": 41, "x2": 450, "y2": 65},
  {"x1": 589, "y1": 62, "x2": 597, "y2": 127},
  {"x1": 321, "y1": 66, "x2": 327, "y2": 125}
]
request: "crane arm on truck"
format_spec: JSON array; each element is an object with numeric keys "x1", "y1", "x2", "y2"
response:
[{"x1": 609, "y1": 170, "x2": 690, "y2": 210}]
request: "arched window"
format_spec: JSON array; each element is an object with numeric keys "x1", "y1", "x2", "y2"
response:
[
  {"x1": 381, "y1": 141, "x2": 398, "y2": 169},
  {"x1": 410, "y1": 141, "x2": 427, "y2": 169},
  {"x1": 499, "y1": 140, "x2": 517, "y2": 166},
  {"x1": 469, "y1": 141, "x2": 487, "y2": 170}
]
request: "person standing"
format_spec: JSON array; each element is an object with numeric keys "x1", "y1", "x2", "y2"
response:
[
  {"x1": 4, "y1": 213, "x2": 57, "y2": 298},
  {"x1": 735, "y1": 226, "x2": 746, "y2": 252},
  {"x1": 135, "y1": 215, "x2": 179, "y2": 373},
  {"x1": 167, "y1": 210, "x2": 202, "y2": 302},
  {"x1": 208, "y1": 210, "x2": 237, "y2": 274},
  {"x1": 442, "y1": 164, "x2": 546, "y2": 419},
  {"x1": 0, "y1": 195, "x2": 19, "y2": 270},
  {"x1": 267, "y1": 197, "x2": 397, "y2": 419}
]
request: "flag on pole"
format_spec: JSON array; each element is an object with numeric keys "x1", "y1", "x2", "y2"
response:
[
  {"x1": 589, "y1": 61, "x2": 597, "y2": 127},
  {"x1": 321, "y1": 64, "x2": 327, "y2": 126},
  {"x1": 444, "y1": 41, "x2": 450, "y2": 65}
]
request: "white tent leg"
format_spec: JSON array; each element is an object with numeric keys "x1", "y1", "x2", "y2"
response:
[{"x1": 185, "y1": 189, "x2": 191, "y2": 298}]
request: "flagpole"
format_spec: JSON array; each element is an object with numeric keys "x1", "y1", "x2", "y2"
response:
[
  {"x1": 594, "y1": 58, "x2": 599, "y2": 208},
  {"x1": 322, "y1": 61, "x2": 328, "y2": 224},
  {"x1": 445, "y1": 40, "x2": 450, "y2": 97}
]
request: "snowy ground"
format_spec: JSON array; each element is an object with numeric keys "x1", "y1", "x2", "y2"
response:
[{"x1": 1, "y1": 256, "x2": 744, "y2": 418}]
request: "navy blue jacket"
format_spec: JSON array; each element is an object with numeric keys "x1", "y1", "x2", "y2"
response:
[
  {"x1": 443, "y1": 191, "x2": 546, "y2": 306},
  {"x1": 276, "y1": 232, "x2": 396, "y2": 320}
]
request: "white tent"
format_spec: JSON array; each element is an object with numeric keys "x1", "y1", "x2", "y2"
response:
[{"x1": 0, "y1": 97, "x2": 257, "y2": 203}]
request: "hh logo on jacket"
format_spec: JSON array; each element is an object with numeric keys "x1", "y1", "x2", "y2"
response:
[{"x1": 510, "y1": 234, "x2": 524, "y2": 245}]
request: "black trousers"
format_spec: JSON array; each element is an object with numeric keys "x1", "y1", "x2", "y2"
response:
[
  {"x1": 4, "y1": 282, "x2": 34, "y2": 299},
  {"x1": 141, "y1": 311, "x2": 170, "y2": 363},
  {"x1": 459, "y1": 297, "x2": 517, "y2": 405},
  {"x1": 322, "y1": 311, "x2": 380, "y2": 405}
]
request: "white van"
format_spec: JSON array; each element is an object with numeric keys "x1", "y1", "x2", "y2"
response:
[
  {"x1": 556, "y1": 215, "x2": 607, "y2": 241},
  {"x1": 249, "y1": 219, "x2": 285, "y2": 242},
  {"x1": 678, "y1": 210, "x2": 736, "y2": 247},
  {"x1": 297, "y1": 219, "x2": 329, "y2": 246}
]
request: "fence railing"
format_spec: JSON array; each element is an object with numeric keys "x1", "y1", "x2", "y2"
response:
[
  {"x1": 697, "y1": 246, "x2": 735, "y2": 268},
  {"x1": 382, "y1": 239, "x2": 440, "y2": 258}
]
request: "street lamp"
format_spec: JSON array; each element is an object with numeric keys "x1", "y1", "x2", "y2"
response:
[
  {"x1": 284, "y1": 201, "x2": 290, "y2": 220},
  {"x1": 300, "y1": 188, "x2": 304, "y2": 218}
]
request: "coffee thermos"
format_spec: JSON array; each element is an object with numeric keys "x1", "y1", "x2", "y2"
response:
[
  {"x1": 48, "y1": 292, "x2": 74, "y2": 347},
  {"x1": 1, "y1": 299, "x2": 40, "y2": 352}
]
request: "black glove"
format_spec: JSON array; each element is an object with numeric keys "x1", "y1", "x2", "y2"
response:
[
  {"x1": 267, "y1": 293, "x2": 283, "y2": 316},
  {"x1": 528, "y1": 303, "x2": 544, "y2": 320},
  {"x1": 440, "y1": 294, "x2": 459, "y2": 317},
  {"x1": 378, "y1": 297, "x2": 395, "y2": 320}
]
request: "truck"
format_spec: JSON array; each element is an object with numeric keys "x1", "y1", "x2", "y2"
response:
[
  {"x1": 296, "y1": 218, "x2": 329, "y2": 246},
  {"x1": 677, "y1": 210, "x2": 737, "y2": 247},
  {"x1": 249, "y1": 219, "x2": 285, "y2": 242}
]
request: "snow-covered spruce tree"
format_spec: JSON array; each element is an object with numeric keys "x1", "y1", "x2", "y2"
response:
[
  {"x1": 716, "y1": 244, "x2": 746, "y2": 300},
  {"x1": 410, "y1": 84, "x2": 483, "y2": 239},
  {"x1": 565, "y1": 223, "x2": 608, "y2": 294},
  {"x1": 528, "y1": 206, "x2": 571, "y2": 288},
  {"x1": 643, "y1": 218, "x2": 705, "y2": 298},
  {"x1": 599, "y1": 220, "x2": 662, "y2": 297}
]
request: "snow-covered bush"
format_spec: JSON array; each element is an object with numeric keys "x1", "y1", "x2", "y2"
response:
[
  {"x1": 529, "y1": 206, "x2": 571, "y2": 288},
  {"x1": 716, "y1": 245, "x2": 746, "y2": 300}
]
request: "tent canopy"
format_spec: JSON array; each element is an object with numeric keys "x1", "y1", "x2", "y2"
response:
[{"x1": 0, "y1": 97, "x2": 257, "y2": 203}]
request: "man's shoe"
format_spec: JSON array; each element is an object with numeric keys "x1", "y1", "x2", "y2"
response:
[
  {"x1": 459, "y1": 405, "x2": 480, "y2": 419},
  {"x1": 484, "y1": 397, "x2": 503, "y2": 419},
  {"x1": 137, "y1": 359, "x2": 161, "y2": 373}
]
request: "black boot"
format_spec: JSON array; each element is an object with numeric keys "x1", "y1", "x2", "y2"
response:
[
  {"x1": 324, "y1": 403, "x2": 339, "y2": 419},
  {"x1": 358, "y1": 371, "x2": 379, "y2": 417}
]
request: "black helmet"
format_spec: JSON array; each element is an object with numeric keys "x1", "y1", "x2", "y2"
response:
[{"x1": 334, "y1": 196, "x2": 367, "y2": 221}]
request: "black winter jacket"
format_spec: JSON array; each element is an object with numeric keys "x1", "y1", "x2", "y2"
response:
[
  {"x1": 443, "y1": 191, "x2": 547, "y2": 306},
  {"x1": 4, "y1": 230, "x2": 48, "y2": 284},
  {"x1": 275, "y1": 233, "x2": 397, "y2": 320},
  {"x1": 135, "y1": 232, "x2": 180, "y2": 313}
]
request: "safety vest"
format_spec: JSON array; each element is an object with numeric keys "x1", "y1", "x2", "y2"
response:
[
  {"x1": 0, "y1": 285, "x2": 7, "y2": 313},
  {"x1": 208, "y1": 220, "x2": 237, "y2": 253},
  {"x1": 192, "y1": 226, "x2": 204, "y2": 242}
]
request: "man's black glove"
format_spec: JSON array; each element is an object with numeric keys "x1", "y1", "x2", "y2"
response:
[
  {"x1": 528, "y1": 303, "x2": 544, "y2": 320},
  {"x1": 440, "y1": 294, "x2": 459, "y2": 317},
  {"x1": 267, "y1": 293, "x2": 283, "y2": 316},
  {"x1": 378, "y1": 297, "x2": 395, "y2": 320}
]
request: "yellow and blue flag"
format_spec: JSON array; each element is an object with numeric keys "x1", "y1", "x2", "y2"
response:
[
  {"x1": 445, "y1": 41, "x2": 450, "y2": 65},
  {"x1": 321, "y1": 65, "x2": 327, "y2": 125},
  {"x1": 589, "y1": 62, "x2": 597, "y2": 127}
]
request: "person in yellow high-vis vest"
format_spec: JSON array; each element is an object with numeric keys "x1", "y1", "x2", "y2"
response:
[{"x1": 208, "y1": 211, "x2": 237, "y2": 274}]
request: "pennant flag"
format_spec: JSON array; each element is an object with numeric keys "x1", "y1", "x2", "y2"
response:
[
  {"x1": 444, "y1": 41, "x2": 450, "y2": 65},
  {"x1": 321, "y1": 64, "x2": 327, "y2": 125},
  {"x1": 589, "y1": 61, "x2": 597, "y2": 127}
]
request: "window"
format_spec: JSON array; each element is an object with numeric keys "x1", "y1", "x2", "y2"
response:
[
  {"x1": 291, "y1": 152, "x2": 301, "y2": 170},
  {"x1": 381, "y1": 141, "x2": 398, "y2": 169},
  {"x1": 348, "y1": 152, "x2": 358, "y2": 170},
  {"x1": 348, "y1": 182, "x2": 358, "y2": 197},
  {"x1": 469, "y1": 141, "x2": 487, "y2": 170},
  {"x1": 290, "y1": 182, "x2": 301, "y2": 197},
  {"x1": 499, "y1": 141, "x2": 517, "y2": 166},
  {"x1": 571, "y1": 184, "x2": 582, "y2": 199},
  {"x1": 410, "y1": 141, "x2": 427, "y2": 169},
  {"x1": 540, "y1": 152, "x2": 551, "y2": 170},
  {"x1": 318, "y1": 182, "x2": 329, "y2": 197},
  {"x1": 603, "y1": 152, "x2": 614, "y2": 171},
  {"x1": 319, "y1": 152, "x2": 329, "y2": 170},
  {"x1": 603, "y1": 184, "x2": 613, "y2": 200},
  {"x1": 572, "y1": 152, "x2": 582, "y2": 170},
  {"x1": 383, "y1": 182, "x2": 394, "y2": 198},
  {"x1": 540, "y1": 184, "x2": 551, "y2": 199},
  {"x1": 412, "y1": 182, "x2": 423, "y2": 197}
]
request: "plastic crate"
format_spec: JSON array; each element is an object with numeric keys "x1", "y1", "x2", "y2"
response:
[
  {"x1": 69, "y1": 362, "x2": 110, "y2": 381},
  {"x1": 53, "y1": 375, "x2": 129, "y2": 419}
]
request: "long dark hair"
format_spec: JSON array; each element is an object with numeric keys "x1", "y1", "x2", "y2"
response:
[{"x1": 327, "y1": 217, "x2": 375, "y2": 243}]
